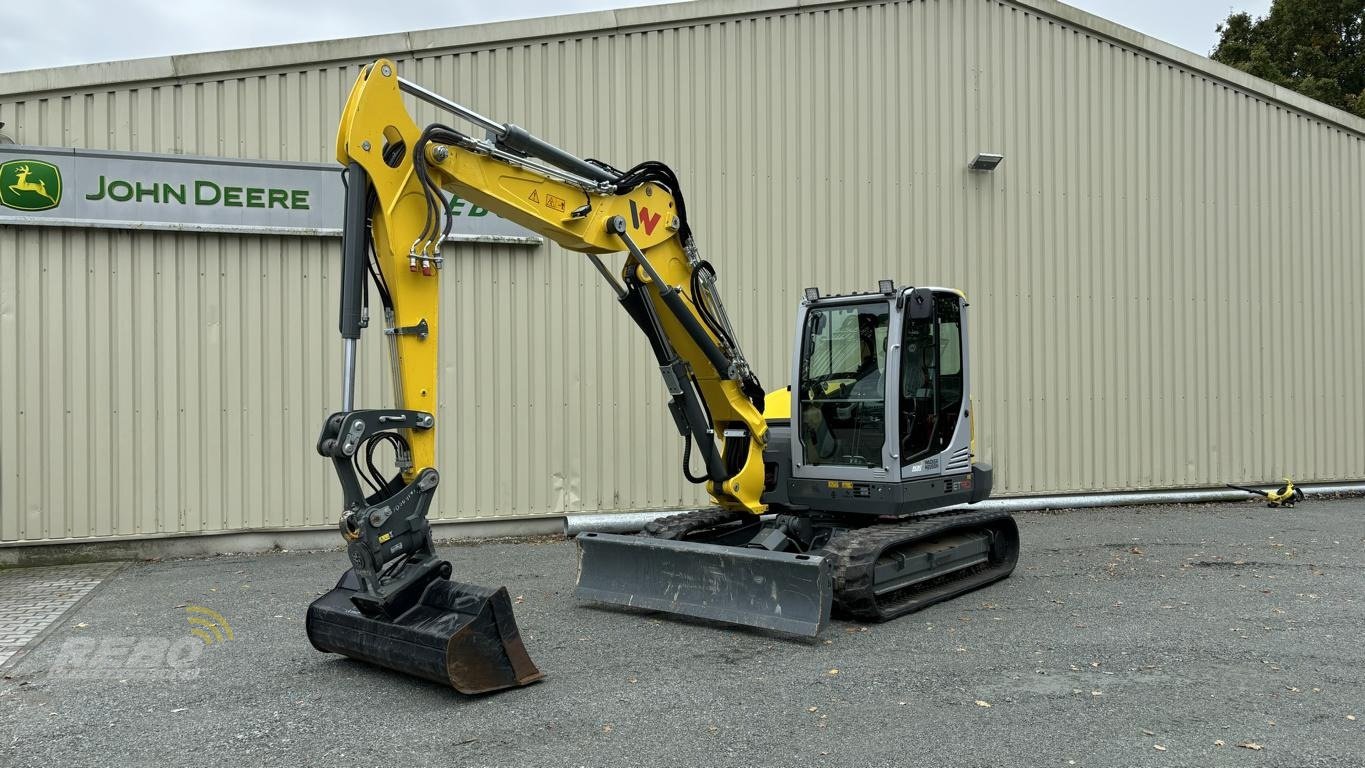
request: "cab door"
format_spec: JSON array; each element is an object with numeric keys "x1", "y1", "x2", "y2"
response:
[
  {"x1": 897, "y1": 289, "x2": 973, "y2": 479},
  {"x1": 789, "y1": 297, "x2": 899, "y2": 481}
]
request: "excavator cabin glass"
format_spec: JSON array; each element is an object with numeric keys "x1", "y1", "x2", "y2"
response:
[
  {"x1": 901, "y1": 293, "x2": 964, "y2": 465},
  {"x1": 798, "y1": 303, "x2": 890, "y2": 467}
]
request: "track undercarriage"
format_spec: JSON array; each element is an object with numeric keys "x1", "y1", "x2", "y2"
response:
[{"x1": 575, "y1": 506, "x2": 1019, "y2": 635}]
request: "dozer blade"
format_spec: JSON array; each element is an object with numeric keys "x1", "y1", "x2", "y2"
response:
[
  {"x1": 574, "y1": 532, "x2": 832, "y2": 637},
  {"x1": 306, "y1": 569, "x2": 544, "y2": 694}
]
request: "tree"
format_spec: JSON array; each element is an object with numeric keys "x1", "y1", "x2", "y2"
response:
[{"x1": 1211, "y1": 0, "x2": 1365, "y2": 118}]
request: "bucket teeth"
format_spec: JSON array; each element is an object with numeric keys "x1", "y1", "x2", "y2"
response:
[
  {"x1": 574, "y1": 532, "x2": 832, "y2": 636},
  {"x1": 306, "y1": 568, "x2": 544, "y2": 694}
]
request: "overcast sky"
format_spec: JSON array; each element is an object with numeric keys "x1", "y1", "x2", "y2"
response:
[{"x1": 0, "y1": 0, "x2": 1272, "y2": 74}]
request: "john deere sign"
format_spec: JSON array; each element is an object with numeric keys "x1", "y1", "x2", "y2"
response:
[
  {"x1": 0, "y1": 159, "x2": 62, "y2": 211},
  {"x1": 0, "y1": 145, "x2": 539, "y2": 244}
]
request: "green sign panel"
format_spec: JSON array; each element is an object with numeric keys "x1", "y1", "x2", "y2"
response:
[
  {"x1": 0, "y1": 159, "x2": 62, "y2": 211},
  {"x1": 0, "y1": 146, "x2": 540, "y2": 244}
]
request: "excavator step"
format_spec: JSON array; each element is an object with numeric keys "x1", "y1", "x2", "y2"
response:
[
  {"x1": 306, "y1": 569, "x2": 544, "y2": 694},
  {"x1": 574, "y1": 532, "x2": 833, "y2": 637}
]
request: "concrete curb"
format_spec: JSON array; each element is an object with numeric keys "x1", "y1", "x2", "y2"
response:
[
  {"x1": 4, "y1": 483, "x2": 1360, "y2": 564},
  {"x1": 0, "y1": 517, "x2": 564, "y2": 567}
]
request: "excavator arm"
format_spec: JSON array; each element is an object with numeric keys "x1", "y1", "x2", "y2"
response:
[
  {"x1": 306, "y1": 60, "x2": 787, "y2": 689},
  {"x1": 337, "y1": 59, "x2": 770, "y2": 516}
]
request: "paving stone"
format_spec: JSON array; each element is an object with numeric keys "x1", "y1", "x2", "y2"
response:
[{"x1": 0, "y1": 562, "x2": 122, "y2": 670}]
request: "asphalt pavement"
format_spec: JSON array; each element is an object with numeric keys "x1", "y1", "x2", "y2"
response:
[{"x1": 1, "y1": 499, "x2": 1362, "y2": 767}]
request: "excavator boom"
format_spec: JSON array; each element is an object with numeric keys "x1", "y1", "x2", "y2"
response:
[
  {"x1": 306, "y1": 58, "x2": 830, "y2": 686},
  {"x1": 340, "y1": 61, "x2": 772, "y2": 513}
]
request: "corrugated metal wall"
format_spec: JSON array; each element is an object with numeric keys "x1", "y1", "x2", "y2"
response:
[{"x1": 2, "y1": 0, "x2": 1363, "y2": 543}]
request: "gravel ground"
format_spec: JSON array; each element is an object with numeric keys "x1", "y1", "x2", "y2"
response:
[{"x1": 1, "y1": 500, "x2": 1362, "y2": 767}]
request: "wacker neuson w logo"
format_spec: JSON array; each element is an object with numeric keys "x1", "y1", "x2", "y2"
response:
[{"x1": 0, "y1": 159, "x2": 62, "y2": 211}]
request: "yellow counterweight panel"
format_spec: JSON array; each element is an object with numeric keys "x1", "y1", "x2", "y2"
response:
[
  {"x1": 335, "y1": 60, "x2": 768, "y2": 515},
  {"x1": 763, "y1": 387, "x2": 792, "y2": 422}
]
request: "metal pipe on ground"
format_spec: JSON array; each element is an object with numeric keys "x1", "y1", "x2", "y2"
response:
[
  {"x1": 564, "y1": 512, "x2": 675, "y2": 536},
  {"x1": 562, "y1": 482, "x2": 1365, "y2": 536}
]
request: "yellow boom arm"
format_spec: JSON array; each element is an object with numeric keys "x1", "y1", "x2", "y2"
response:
[{"x1": 337, "y1": 60, "x2": 769, "y2": 515}]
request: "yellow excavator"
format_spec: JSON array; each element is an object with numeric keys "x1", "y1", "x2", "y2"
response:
[{"x1": 305, "y1": 60, "x2": 1019, "y2": 692}]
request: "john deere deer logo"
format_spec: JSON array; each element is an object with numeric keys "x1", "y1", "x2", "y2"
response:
[{"x1": 0, "y1": 159, "x2": 62, "y2": 211}]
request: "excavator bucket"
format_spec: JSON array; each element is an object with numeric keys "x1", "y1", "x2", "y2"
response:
[
  {"x1": 574, "y1": 532, "x2": 833, "y2": 637},
  {"x1": 306, "y1": 570, "x2": 544, "y2": 694}
]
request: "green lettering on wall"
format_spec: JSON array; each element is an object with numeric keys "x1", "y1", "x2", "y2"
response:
[
  {"x1": 195, "y1": 180, "x2": 221, "y2": 205},
  {"x1": 86, "y1": 175, "x2": 108, "y2": 201}
]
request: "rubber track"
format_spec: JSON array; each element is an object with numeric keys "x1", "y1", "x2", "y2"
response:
[
  {"x1": 639, "y1": 508, "x2": 749, "y2": 540},
  {"x1": 640, "y1": 507, "x2": 1018, "y2": 624},
  {"x1": 823, "y1": 508, "x2": 1018, "y2": 622}
]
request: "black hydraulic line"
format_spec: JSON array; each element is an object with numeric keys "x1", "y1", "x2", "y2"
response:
[
  {"x1": 411, "y1": 131, "x2": 444, "y2": 249},
  {"x1": 617, "y1": 284, "x2": 676, "y2": 373},
  {"x1": 497, "y1": 124, "x2": 619, "y2": 184},
  {"x1": 689, "y1": 261, "x2": 739, "y2": 355},
  {"x1": 658, "y1": 289, "x2": 737, "y2": 380},
  {"x1": 673, "y1": 367, "x2": 729, "y2": 480},
  {"x1": 338, "y1": 161, "x2": 370, "y2": 339},
  {"x1": 681, "y1": 433, "x2": 708, "y2": 484},
  {"x1": 608, "y1": 217, "x2": 735, "y2": 380},
  {"x1": 618, "y1": 282, "x2": 729, "y2": 482},
  {"x1": 614, "y1": 165, "x2": 764, "y2": 410},
  {"x1": 364, "y1": 237, "x2": 393, "y2": 311},
  {"x1": 614, "y1": 161, "x2": 692, "y2": 242}
]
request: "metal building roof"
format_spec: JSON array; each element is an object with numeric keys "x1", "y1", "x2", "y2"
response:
[{"x1": 2, "y1": 0, "x2": 1363, "y2": 137}]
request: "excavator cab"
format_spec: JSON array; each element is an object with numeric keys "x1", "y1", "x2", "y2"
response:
[{"x1": 783, "y1": 285, "x2": 988, "y2": 514}]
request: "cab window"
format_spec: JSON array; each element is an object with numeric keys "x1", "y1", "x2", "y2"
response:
[
  {"x1": 798, "y1": 303, "x2": 889, "y2": 467},
  {"x1": 901, "y1": 294, "x2": 963, "y2": 464}
]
